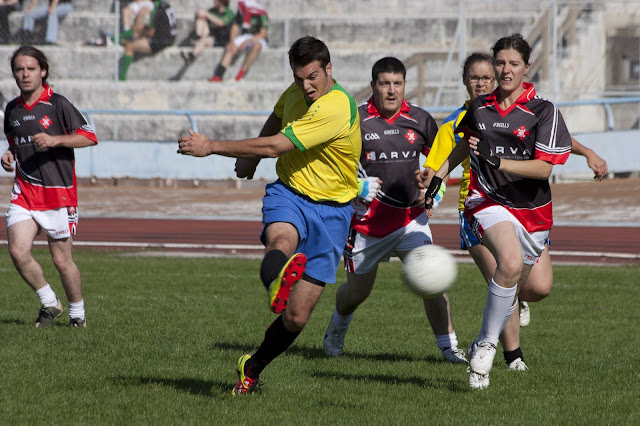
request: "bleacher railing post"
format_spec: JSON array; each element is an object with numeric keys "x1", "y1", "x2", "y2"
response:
[{"x1": 114, "y1": 0, "x2": 120, "y2": 82}]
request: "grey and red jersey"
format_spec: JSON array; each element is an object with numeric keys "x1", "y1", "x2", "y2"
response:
[
  {"x1": 455, "y1": 82, "x2": 571, "y2": 232},
  {"x1": 4, "y1": 85, "x2": 98, "y2": 211},
  {"x1": 351, "y1": 97, "x2": 438, "y2": 238}
]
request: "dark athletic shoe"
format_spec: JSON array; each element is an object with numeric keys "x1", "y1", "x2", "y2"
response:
[
  {"x1": 35, "y1": 300, "x2": 63, "y2": 328},
  {"x1": 69, "y1": 317, "x2": 86, "y2": 328}
]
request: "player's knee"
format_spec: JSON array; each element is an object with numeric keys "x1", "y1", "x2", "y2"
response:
[
  {"x1": 496, "y1": 256, "x2": 522, "y2": 282},
  {"x1": 282, "y1": 310, "x2": 309, "y2": 332},
  {"x1": 50, "y1": 251, "x2": 73, "y2": 272},
  {"x1": 520, "y1": 284, "x2": 551, "y2": 302},
  {"x1": 8, "y1": 244, "x2": 28, "y2": 266}
]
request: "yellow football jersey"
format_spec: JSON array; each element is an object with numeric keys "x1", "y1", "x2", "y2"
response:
[
  {"x1": 274, "y1": 82, "x2": 361, "y2": 204},
  {"x1": 424, "y1": 102, "x2": 471, "y2": 212}
]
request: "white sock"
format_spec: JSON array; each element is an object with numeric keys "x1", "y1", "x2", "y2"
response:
[
  {"x1": 435, "y1": 332, "x2": 459, "y2": 351},
  {"x1": 35, "y1": 284, "x2": 58, "y2": 307},
  {"x1": 332, "y1": 308, "x2": 353, "y2": 326},
  {"x1": 500, "y1": 297, "x2": 518, "y2": 331},
  {"x1": 68, "y1": 299, "x2": 85, "y2": 320},
  {"x1": 478, "y1": 279, "x2": 517, "y2": 346}
]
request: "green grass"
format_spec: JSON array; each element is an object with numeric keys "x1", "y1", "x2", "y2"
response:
[{"x1": 1, "y1": 248, "x2": 639, "y2": 424}]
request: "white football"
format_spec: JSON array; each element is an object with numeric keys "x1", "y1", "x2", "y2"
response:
[{"x1": 402, "y1": 245, "x2": 457, "y2": 299}]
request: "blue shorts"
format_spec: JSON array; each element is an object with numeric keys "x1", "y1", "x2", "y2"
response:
[
  {"x1": 261, "y1": 180, "x2": 354, "y2": 284},
  {"x1": 459, "y1": 211, "x2": 480, "y2": 250}
]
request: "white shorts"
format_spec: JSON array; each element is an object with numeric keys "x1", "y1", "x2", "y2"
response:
[
  {"x1": 469, "y1": 205, "x2": 548, "y2": 265},
  {"x1": 233, "y1": 33, "x2": 268, "y2": 50},
  {"x1": 344, "y1": 213, "x2": 433, "y2": 274},
  {"x1": 126, "y1": 1, "x2": 153, "y2": 15},
  {"x1": 6, "y1": 204, "x2": 78, "y2": 239}
]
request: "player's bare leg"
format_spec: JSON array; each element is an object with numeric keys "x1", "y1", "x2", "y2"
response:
[
  {"x1": 48, "y1": 236, "x2": 83, "y2": 303},
  {"x1": 335, "y1": 267, "x2": 378, "y2": 315},
  {"x1": 324, "y1": 268, "x2": 377, "y2": 356},
  {"x1": 520, "y1": 246, "x2": 552, "y2": 302},
  {"x1": 283, "y1": 279, "x2": 324, "y2": 332},
  {"x1": 8, "y1": 220, "x2": 64, "y2": 326},
  {"x1": 7, "y1": 219, "x2": 48, "y2": 291},
  {"x1": 468, "y1": 222, "x2": 522, "y2": 386},
  {"x1": 470, "y1": 243, "x2": 531, "y2": 369}
]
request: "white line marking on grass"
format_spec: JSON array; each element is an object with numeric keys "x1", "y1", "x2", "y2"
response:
[{"x1": 2, "y1": 240, "x2": 637, "y2": 262}]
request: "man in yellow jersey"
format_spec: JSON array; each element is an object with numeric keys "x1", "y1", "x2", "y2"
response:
[{"x1": 178, "y1": 36, "x2": 362, "y2": 395}]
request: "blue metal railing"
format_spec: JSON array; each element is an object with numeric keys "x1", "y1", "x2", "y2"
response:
[{"x1": 79, "y1": 96, "x2": 640, "y2": 137}]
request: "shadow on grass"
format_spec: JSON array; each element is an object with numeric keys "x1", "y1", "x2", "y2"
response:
[
  {"x1": 210, "y1": 341, "x2": 448, "y2": 363},
  {"x1": 0, "y1": 318, "x2": 29, "y2": 326},
  {"x1": 311, "y1": 371, "x2": 469, "y2": 392},
  {"x1": 111, "y1": 376, "x2": 235, "y2": 398}
]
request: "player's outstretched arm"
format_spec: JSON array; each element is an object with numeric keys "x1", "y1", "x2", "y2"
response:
[
  {"x1": 178, "y1": 129, "x2": 295, "y2": 159},
  {"x1": 570, "y1": 137, "x2": 608, "y2": 180},
  {"x1": 235, "y1": 113, "x2": 283, "y2": 179}
]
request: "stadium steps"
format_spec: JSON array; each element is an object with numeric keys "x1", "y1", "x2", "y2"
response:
[
  {"x1": 0, "y1": 44, "x2": 466, "y2": 90},
  {"x1": 7, "y1": 10, "x2": 530, "y2": 50}
]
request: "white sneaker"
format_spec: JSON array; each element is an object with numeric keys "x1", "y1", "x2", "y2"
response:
[
  {"x1": 508, "y1": 357, "x2": 528, "y2": 371},
  {"x1": 441, "y1": 346, "x2": 468, "y2": 364},
  {"x1": 468, "y1": 368, "x2": 490, "y2": 390},
  {"x1": 519, "y1": 301, "x2": 530, "y2": 327},
  {"x1": 323, "y1": 317, "x2": 350, "y2": 357},
  {"x1": 468, "y1": 341, "x2": 497, "y2": 376}
]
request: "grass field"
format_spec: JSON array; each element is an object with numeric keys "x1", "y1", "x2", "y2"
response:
[{"x1": 1, "y1": 248, "x2": 639, "y2": 424}]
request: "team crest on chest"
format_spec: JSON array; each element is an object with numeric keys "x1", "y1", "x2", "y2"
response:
[
  {"x1": 40, "y1": 115, "x2": 52, "y2": 129},
  {"x1": 404, "y1": 129, "x2": 417, "y2": 143},
  {"x1": 513, "y1": 125, "x2": 529, "y2": 141}
]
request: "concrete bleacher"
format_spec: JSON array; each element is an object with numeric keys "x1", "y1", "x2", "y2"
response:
[
  {"x1": 0, "y1": 0, "x2": 535, "y2": 140},
  {"x1": 0, "y1": 0, "x2": 619, "y2": 142}
]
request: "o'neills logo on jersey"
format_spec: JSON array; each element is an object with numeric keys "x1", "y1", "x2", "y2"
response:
[
  {"x1": 404, "y1": 129, "x2": 417, "y2": 144},
  {"x1": 384, "y1": 129, "x2": 399, "y2": 135},
  {"x1": 364, "y1": 133, "x2": 380, "y2": 140},
  {"x1": 40, "y1": 115, "x2": 52, "y2": 129},
  {"x1": 365, "y1": 151, "x2": 417, "y2": 161},
  {"x1": 513, "y1": 125, "x2": 530, "y2": 141},
  {"x1": 493, "y1": 122, "x2": 509, "y2": 128}
]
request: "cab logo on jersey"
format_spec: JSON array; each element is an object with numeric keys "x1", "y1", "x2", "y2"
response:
[
  {"x1": 404, "y1": 129, "x2": 417, "y2": 144},
  {"x1": 364, "y1": 133, "x2": 380, "y2": 140},
  {"x1": 513, "y1": 125, "x2": 530, "y2": 141},
  {"x1": 40, "y1": 115, "x2": 52, "y2": 129}
]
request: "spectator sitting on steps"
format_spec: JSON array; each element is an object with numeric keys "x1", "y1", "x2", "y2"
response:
[{"x1": 208, "y1": 0, "x2": 268, "y2": 82}]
